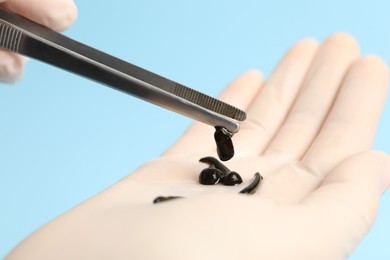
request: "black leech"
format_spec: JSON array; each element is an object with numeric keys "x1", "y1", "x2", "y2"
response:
[
  {"x1": 153, "y1": 196, "x2": 184, "y2": 204},
  {"x1": 239, "y1": 172, "x2": 263, "y2": 194},
  {"x1": 221, "y1": 172, "x2": 243, "y2": 186},
  {"x1": 199, "y1": 156, "x2": 231, "y2": 173},
  {"x1": 199, "y1": 166, "x2": 223, "y2": 185},
  {"x1": 214, "y1": 126, "x2": 234, "y2": 161}
]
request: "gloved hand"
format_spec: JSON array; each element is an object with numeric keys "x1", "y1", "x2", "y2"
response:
[
  {"x1": 7, "y1": 33, "x2": 390, "y2": 260},
  {"x1": 0, "y1": 0, "x2": 77, "y2": 82}
]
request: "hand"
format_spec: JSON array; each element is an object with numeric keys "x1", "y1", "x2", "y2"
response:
[
  {"x1": 7, "y1": 33, "x2": 390, "y2": 260},
  {"x1": 0, "y1": 0, "x2": 77, "y2": 82}
]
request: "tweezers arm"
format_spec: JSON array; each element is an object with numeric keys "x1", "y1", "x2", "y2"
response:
[
  {"x1": 0, "y1": 8, "x2": 241, "y2": 133},
  {"x1": 18, "y1": 32, "x2": 174, "y2": 106}
]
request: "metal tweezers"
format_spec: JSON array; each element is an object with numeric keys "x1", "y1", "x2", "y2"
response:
[{"x1": 0, "y1": 8, "x2": 246, "y2": 133}]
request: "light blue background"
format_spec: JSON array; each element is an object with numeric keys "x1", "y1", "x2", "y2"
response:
[{"x1": 1, "y1": 0, "x2": 389, "y2": 258}]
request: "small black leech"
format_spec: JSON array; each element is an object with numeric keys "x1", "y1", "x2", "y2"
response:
[
  {"x1": 200, "y1": 156, "x2": 230, "y2": 172},
  {"x1": 153, "y1": 196, "x2": 184, "y2": 204},
  {"x1": 239, "y1": 172, "x2": 263, "y2": 194},
  {"x1": 199, "y1": 156, "x2": 242, "y2": 186},
  {"x1": 214, "y1": 126, "x2": 234, "y2": 161},
  {"x1": 222, "y1": 172, "x2": 243, "y2": 186},
  {"x1": 199, "y1": 165, "x2": 223, "y2": 185}
]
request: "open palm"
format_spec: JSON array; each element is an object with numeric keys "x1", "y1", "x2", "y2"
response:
[{"x1": 8, "y1": 33, "x2": 390, "y2": 260}]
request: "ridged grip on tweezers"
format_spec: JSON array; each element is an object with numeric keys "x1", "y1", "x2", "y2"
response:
[
  {"x1": 0, "y1": 23, "x2": 23, "y2": 52},
  {"x1": 173, "y1": 83, "x2": 246, "y2": 121}
]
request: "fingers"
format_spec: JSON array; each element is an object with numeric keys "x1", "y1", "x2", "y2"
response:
[
  {"x1": 234, "y1": 38, "x2": 319, "y2": 156},
  {"x1": 164, "y1": 70, "x2": 263, "y2": 156},
  {"x1": 0, "y1": 0, "x2": 77, "y2": 82},
  {"x1": 264, "y1": 33, "x2": 360, "y2": 159},
  {"x1": 2, "y1": 0, "x2": 78, "y2": 32},
  {"x1": 303, "y1": 55, "x2": 389, "y2": 175},
  {"x1": 0, "y1": 50, "x2": 26, "y2": 82},
  {"x1": 303, "y1": 151, "x2": 390, "y2": 255}
]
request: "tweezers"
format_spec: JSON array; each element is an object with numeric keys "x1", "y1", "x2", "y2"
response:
[{"x1": 0, "y1": 8, "x2": 246, "y2": 133}]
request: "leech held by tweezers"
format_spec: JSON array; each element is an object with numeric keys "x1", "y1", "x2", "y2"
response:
[{"x1": 214, "y1": 127, "x2": 235, "y2": 161}]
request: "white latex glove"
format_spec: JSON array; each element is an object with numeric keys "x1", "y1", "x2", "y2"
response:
[
  {"x1": 7, "y1": 33, "x2": 390, "y2": 260},
  {"x1": 0, "y1": 0, "x2": 77, "y2": 82}
]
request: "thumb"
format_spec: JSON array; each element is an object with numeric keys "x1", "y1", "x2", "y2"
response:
[{"x1": 303, "y1": 150, "x2": 390, "y2": 258}]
